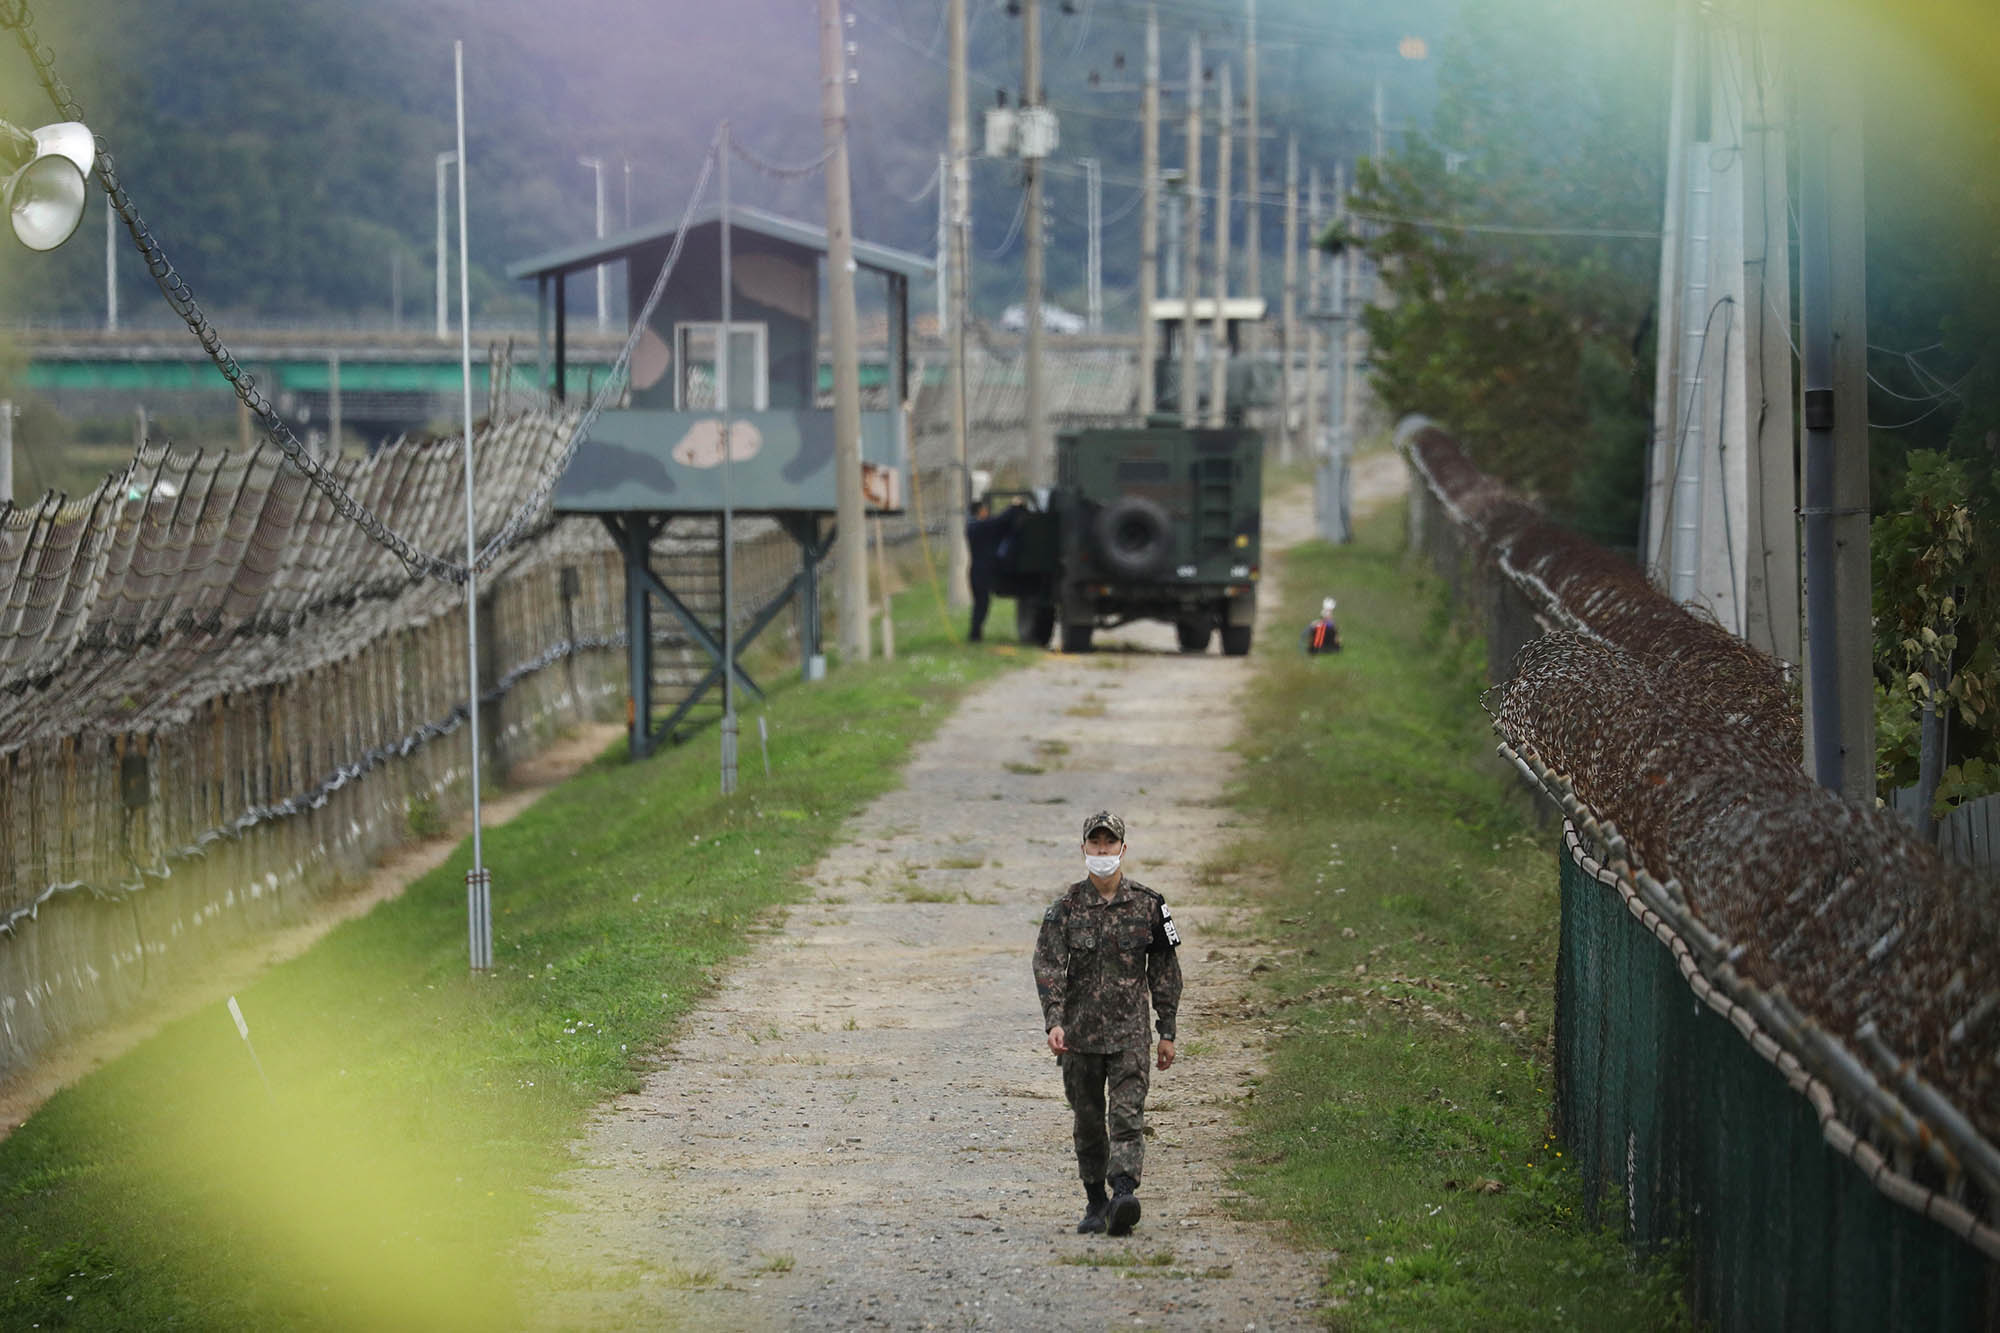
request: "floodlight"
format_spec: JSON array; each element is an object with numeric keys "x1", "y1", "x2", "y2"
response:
[{"x1": 1, "y1": 119, "x2": 96, "y2": 251}]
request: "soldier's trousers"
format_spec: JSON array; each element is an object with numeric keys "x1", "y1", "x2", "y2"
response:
[{"x1": 1060, "y1": 1048, "x2": 1151, "y2": 1183}]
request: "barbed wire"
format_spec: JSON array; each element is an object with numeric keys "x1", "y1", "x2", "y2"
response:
[{"x1": 0, "y1": 0, "x2": 471, "y2": 585}]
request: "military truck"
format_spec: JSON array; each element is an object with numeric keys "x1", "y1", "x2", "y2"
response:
[
  {"x1": 989, "y1": 425, "x2": 1263, "y2": 656},
  {"x1": 988, "y1": 300, "x2": 1272, "y2": 655}
]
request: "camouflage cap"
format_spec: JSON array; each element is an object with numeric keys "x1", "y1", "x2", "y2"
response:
[{"x1": 1081, "y1": 810, "x2": 1126, "y2": 841}]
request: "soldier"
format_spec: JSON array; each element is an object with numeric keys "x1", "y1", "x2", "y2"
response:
[
  {"x1": 1032, "y1": 810, "x2": 1183, "y2": 1236},
  {"x1": 964, "y1": 495, "x2": 1020, "y2": 643}
]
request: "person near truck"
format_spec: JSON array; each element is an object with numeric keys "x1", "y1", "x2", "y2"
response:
[
  {"x1": 1032, "y1": 810, "x2": 1183, "y2": 1236},
  {"x1": 964, "y1": 496, "x2": 1020, "y2": 642}
]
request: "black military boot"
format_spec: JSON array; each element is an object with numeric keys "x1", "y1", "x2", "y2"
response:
[
  {"x1": 1077, "y1": 1180, "x2": 1110, "y2": 1234},
  {"x1": 1107, "y1": 1173, "x2": 1141, "y2": 1236}
]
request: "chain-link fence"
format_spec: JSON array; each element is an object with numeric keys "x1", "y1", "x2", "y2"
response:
[{"x1": 1401, "y1": 417, "x2": 2000, "y2": 1325}]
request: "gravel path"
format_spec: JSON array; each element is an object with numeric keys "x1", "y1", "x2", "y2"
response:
[{"x1": 526, "y1": 455, "x2": 1407, "y2": 1331}]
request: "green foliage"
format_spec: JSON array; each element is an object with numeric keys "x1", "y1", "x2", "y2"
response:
[
  {"x1": 1221, "y1": 502, "x2": 1687, "y2": 1329},
  {"x1": 1870, "y1": 451, "x2": 2000, "y2": 800},
  {"x1": 0, "y1": 585, "x2": 1020, "y2": 1329}
]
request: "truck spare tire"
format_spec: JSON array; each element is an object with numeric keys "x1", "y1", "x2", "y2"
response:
[{"x1": 1092, "y1": 496, "x2": 1175, "y2": 578}]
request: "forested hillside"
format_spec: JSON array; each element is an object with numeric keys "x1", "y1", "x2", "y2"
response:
[{"x1": 0, "y1": 0, "x2": 1448, "y2": 328}]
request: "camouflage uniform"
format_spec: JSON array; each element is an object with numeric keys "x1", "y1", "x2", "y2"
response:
[{"x1": 1033, "y1": 874, "x2": 1183, "y2": 1183}]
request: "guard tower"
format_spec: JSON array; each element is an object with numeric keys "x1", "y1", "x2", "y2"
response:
[{"x1": 507, "y1": 203, "x2": 933, "y2": 758}]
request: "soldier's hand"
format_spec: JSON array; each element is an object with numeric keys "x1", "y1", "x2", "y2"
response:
[
  {"x1": 1156, "y1": 1039, "x2": 1176, "y2": 1071},
  {"x1": 1047, "y1": 1025, "x2": 1068, "y2": 1054}
]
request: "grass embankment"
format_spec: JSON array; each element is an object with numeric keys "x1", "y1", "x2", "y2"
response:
[
  {"x1": 1225, "y1": 500, "x2": 1687, "y2": 1330},
  {"x1": 0, "y1": 587, "x2": 1017, "y2": 1330}
]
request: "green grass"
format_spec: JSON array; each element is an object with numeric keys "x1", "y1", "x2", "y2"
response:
[
  {"x1": 0, "y1": 585, "x2": 1022, "y2": 1331},
  {"x1": 1224, "y1": 501, "x2": 1689, "y2": 1331}
]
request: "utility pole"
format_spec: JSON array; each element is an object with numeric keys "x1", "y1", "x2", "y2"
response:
[
  {"x1": 435, "y1": 149, "x2": 456, "y2": 341},
  {"x1": 1797, "y1": 21, "x2": 1873, "y2": 800},
  {"x1": 579, "y1": 156, "x2": 608, "y2": 333},
  {"x1": 327, "y1": 352, "x2": 341, "y2": 459},
  {"x1": 1372, "y1": 76, "x2": 1385, "y2": 162},
  {"x1": 391, "y1": 252, "x2": 402, "y2": 333},
  {"x1": 0, "y1": 399, "x2": 11, "y2": 506},
  {"x1": 1737, "y1": 11, "x2": 1799, "y2": 664},
  {"x1": 1667, "y1": 136, "x2": 1712, "y2": 607},
  {"x1": 1179, "y1": 35, "x2": 1201, "y2": 426},
  {"x1": 1644, "y1": 0, "x2": 1692, "y2": 582},
  {"x1": 1085, "y1": 157, "x2": 1102, "y2": 332},
  {"x1": 1023, "y1": 0, "x2": 1051, "y2": 488},
  {"x1": 1208, "y1": 61, "x2": 1232, "y2": 428},
  {"x1": 1138, "y1": 2, "x2": 1159, "y2": 416},
  {"x1": 936, "y1": 152, "x2": 950, "y2": 336},
  {"x1": 104, "y1": 201, "x2": 117, "y2": 331},
  {"x1": 1303, "y1": 165, "x2": 1321, "y2": 462},
  {"x1": 821, "y1": 0, "x2": 869, "y2": 663},
  {"x1": 947, "y1": 0, "x2": 973, "y2": 610},
  {"x1": 1334, "y1": 162, "x2": 1353, "y2": 453},
  {"x1": 1280, "y1": 133, "x2": 1298, "y2": 465},
  {"x1": 1243, "y1": 0, "x2": 1261, "y2": 357},
  {"x1": 719, "y1": 122, "x2": 739, "y2": 794}
]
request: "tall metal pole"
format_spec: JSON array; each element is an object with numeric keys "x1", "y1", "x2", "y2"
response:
[
  {"x1": 1280, "y1": 133, "x2": 1298, "y2": 465},
  {"x1": 0, "y1": 400, "x2": 12, "y2": 507},
  {"x1": 1243, "y1": 0, "x2": 1261, "y2": 356},
  {"x1": 452, "y1": 41, "x2": 490, "y2": 972},
  {"x1": 1332, "y1": 162, "x2": 1350, "y2": 452},
  {"x1": 104, "y1": 200, "x2": 117, "y2": 331},
  {"x1": 328, "y1": 352, "x2": 341, "y2": 459},
  {"x1": 1799, "y1": 120, "x2": 1838, "y2": 792},
  {"x1": 720, "y1": 123, "x2": 738, "y2": 795},
  {"x1": 1209, "y1": 61, "x2": 1232, "y2": 427},
  {"x1": 1669, "y1": 141, "x2": 1712, "y2": 604},
  {"x1": 1137, "y1": 3, "x2": 1159, "y2": 417},
  {"x1": 435, "y1": 149, "x2": 456, "y2": 342},
  {"x1": 936, "y1": 152, "x2": 950, "y2": 336},
  {"x1": 947, "y1": 0, "x2": 973, "y2": 611},
  {"x1": 1797, "y1": 31, "x2": 1873, "y2": 799},
  {"x1": 1085, "y1": 157, "x2": 1102, "y2": 333},
  {"x1": 821, "y1": 0, "x2": 870, "y2": 663},
  {"x1": 579, "y1": 156, "x2": 608, "y2": 334},
  {"x1": 1645, "y1": 0, "x2": 1693, "y2": 578},
  {"x1": 1179, "y1": 36, "x2": 1201, "y2": 426},
  {"x1": 1303, "y1": 165, "x2": 1321, "y2": 461},
  {"x1": 1372, "y1": 76, "x2": 1385, "y2": 162},
  {"x1": 1023, "y1": 0, "x2": 1050, "y2": 488}
]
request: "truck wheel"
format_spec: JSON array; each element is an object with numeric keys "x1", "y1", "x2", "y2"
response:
[
  {"x1": 1061, "y1": 621, "x2": 1095, "y2": 653},
  {"x1": 1175, "y1": 619, "x2": 1212, "y2": 653},
  {"x1": 1015, "y1": 597, "x2": 1056, "y2": 647},
  {"x1": 1221, "y1": 624, "x2": 1253, "y2": 656},
  {"x1": 1092, "y1": 497, "x2": 1175, "y2": 579}
]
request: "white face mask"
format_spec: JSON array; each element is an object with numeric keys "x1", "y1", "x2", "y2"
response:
[{"x1": 1084, "y1": 852, "x2": 1123, "y2": 878}]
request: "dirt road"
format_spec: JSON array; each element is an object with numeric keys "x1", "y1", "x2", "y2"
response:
[{"x1": 526, "y1": 453, "x2": 1407, "y2": 1330}]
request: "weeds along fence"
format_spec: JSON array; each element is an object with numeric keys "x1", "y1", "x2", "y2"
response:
[
  {"x1": 0, "y1": 409, "x2": 802, "y2": 1082},
  {"x1": 1399, "y1": 418, "x2": 2000, "y2": 1328}
]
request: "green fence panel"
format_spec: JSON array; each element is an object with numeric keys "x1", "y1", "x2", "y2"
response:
[{"x1": 1557, "y1": 847, "x2": 1996, "y2": 1330}]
